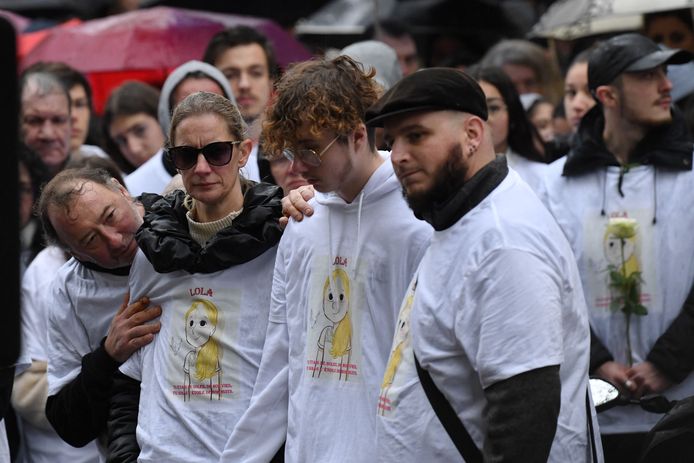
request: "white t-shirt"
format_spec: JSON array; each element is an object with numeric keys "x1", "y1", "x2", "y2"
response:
[
  {"x1": 18, "y1": 247, "x2": 101, "y2": 463},
  {"x1": 120, "y1": 246, "x2": 277, "y2": 462},
  {"x1": 221, "y1": 157, "x2": 432, "y2": 462},
  {"x1": 124, "y1": 149, "x2": 172, "y2": 197},
  {"x1": 378, "y1": 170, "x2": 595, "y2": 462},
  {"x1": 47, "y1": 259, "x2": 129, "y2": 396},
  {"x1": 240, "y1": 144, "x2": 261, "y2": 183},
  {"x1": 544, "y1": 158, "x2": 694, "y2": 434},
  {"x1": 504, "y1": 149, "x2": 547, "y2": 195}
]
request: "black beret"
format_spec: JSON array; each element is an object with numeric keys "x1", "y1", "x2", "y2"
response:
[{"x1": 365, "y1": 68, "x2": 488, "y2": 126}]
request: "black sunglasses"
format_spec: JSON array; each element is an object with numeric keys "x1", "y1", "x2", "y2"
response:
[{"x1": 166, "y1": 141, "x2": 241, "y2": 170}]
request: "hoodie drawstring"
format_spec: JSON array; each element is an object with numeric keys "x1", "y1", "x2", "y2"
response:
[
  {"x1": 599, "y1": 166, "x2": 658, "y2": 224},
  {"x1": 652, "y1": 169, "x2": 658, "y2": 225},
  {"x1": 600, "y1": 168, "x2": 607, "y2": 217},
  {"x1": 326, "y1": 191, "x2": 366, "y2": 308}
]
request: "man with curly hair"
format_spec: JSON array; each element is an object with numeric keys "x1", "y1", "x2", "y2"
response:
[{"x1": 220, "y1": 55, "x2": 431, "y2": 462}]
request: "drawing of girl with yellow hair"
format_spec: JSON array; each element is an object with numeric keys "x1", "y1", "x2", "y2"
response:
[
  {"x1": 314, "y1": 268, "x2": 352, "y2": 380},
  {"x1": 379, "y1": 281, "x2": 416, "y2": 415},
  {"x1": 183, "y1": 299, "x2": 222, "y2": 401},
  {"x1": 604, "y1": 217, "x2": 640, "y2": 280}
]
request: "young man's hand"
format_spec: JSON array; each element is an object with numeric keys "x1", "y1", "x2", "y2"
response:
[{"x1": 280, "y1": 186, "x2": 315, "y2": 227}]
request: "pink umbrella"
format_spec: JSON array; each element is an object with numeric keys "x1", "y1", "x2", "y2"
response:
[
  {"x1": 0, "y1": 9, "x2": 29, "y2": 32},
  {"x1": 22, "y1": 6, "x2": 312, "y2": 113}
]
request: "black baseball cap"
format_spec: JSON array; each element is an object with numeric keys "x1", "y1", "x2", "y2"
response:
[
  {"x1": 588, "y1": 33, "x2": 693, "y2": 91},
  {"x1": 365, "y1": 68, "x2": 488, "y2": 127}
]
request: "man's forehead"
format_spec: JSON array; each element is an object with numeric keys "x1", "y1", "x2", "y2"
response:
[
  {"x1": 22, "y1": 91, "x2": 70, "y2": 114},
  {"x1": 218, "y1": 44, "x2": 268, "y2": 67}
]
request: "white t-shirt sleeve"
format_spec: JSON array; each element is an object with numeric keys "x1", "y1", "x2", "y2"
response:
[
  {"x1": 20, "y1": 266, "x2": 51, "y2": 363},
  {"x1": 457, "y1": 248, "x2": 564, "y2": 389},
  {"x1": 220, "y1": 245, "x2": 290, "y2": 462}
]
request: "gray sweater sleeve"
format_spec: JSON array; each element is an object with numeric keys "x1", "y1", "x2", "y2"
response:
[{"x1": 483, "y1": 365, "x2": 561, "y2": 463}]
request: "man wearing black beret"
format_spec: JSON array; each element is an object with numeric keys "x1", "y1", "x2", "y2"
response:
[{"x1": 366, "y1": 68, "x2": 599, "y2": 462}]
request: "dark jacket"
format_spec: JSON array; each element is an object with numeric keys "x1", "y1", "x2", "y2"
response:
[
  {"x1": 107, "y1": 182, "x2": 283, "y2": 462},
  {"x1": 566, "y1": 106, "x2": 694, "y2": 383}
]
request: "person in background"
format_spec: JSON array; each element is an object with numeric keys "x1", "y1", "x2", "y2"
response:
[
  {"x1": 102, "y1": 81, "x2": 165, "y2": 175},
  {"x1": 268, "y1": 157, "x2": 308, "y2": 196},
  {"x1": 19, "y1": 70, "x2": 72, "y2": 178},
  {"x1": 643, "y1": 8, "x2": 694, "y2": 54},
  {"x1": 368, "y1": 20, "x2": 420, "y2": 76},
  {"x1": 17, "y1": 144, "x2": 48, "y2": 275},
  {"x1": 527, "y1": 96, "x2": 556, "y2": 144},
  {"x1": 125, "y1": 61, "x2": 235, "y2": 196},
  {"x1": 563, "y1": 49, "x2": 596, "y2": 134},
  {"x1": 340, "y1": 40, "x2": 403, "y2": 150},
  {"x1": 543, "y1": 33, "x2": 694, "y2": 462},
  {"x1": 480, "y1": 39, "x2": 564, "y2": 106},
  {"x1": 204, "y1": 26, "x2": 279, "y2": 182},
  {"x1": 27, "y1": 62, "x2": 107, "y2": 159},
  {"x1": 468, "y1": 66, "x2": 548, "y2": 192}
]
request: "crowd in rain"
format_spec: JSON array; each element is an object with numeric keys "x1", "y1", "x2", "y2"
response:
[{"x1": 10, "y1": 4, "x2": 694, "y2": 463}]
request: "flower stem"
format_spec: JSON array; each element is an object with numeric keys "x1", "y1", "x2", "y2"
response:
[
  {"x1": 620, "y1": 238, "x2": 633, "y2": 367},
  {"x1": 625, "y1": 312, "x2": 633, "y2": 367}
]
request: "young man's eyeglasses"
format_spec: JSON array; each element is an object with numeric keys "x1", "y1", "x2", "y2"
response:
[
  {"x1": 166, "y1": 141, "x2": 241, "y2": 170},
  {"x1": 282, "y1": 135, "x2": 339, "y2": 167}
]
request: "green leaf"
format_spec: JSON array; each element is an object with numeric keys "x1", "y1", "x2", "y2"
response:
[
  {"x1": 633, "y1": 304, "x2": 649, "y2": 316},
  {"x1": 609, "y1": 270, "x2": 626, "y2": 286}
]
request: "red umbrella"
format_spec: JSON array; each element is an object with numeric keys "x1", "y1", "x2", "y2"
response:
[{"x1": 22, "y1": 6, "x2": 312, "y2": 113}]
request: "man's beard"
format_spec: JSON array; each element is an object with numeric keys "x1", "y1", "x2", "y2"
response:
[{"x1": 403, "y1": 143, "x2": 468, "y2": 218}]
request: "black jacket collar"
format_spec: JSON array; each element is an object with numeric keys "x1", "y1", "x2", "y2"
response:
[
  {"x1": 422, "y1": 156, "x2": 508, "y2": 231},
  {"x1": 136, "y1": 182, "x2": 283, "y2": 274},
  {"x1": 563, "y1": 106, "x2": 693, "y2": 176}
]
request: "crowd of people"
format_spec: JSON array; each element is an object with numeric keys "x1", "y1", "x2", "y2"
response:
[{"x1": 10, "y1": 9, "x2": 694, "y2": 463}]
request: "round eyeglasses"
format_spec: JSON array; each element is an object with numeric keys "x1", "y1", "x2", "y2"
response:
[
  {"x1": 166, "y1": 141, "x2": 241, "y2": 170},
  {"x1": 282, "y1": 135, "x2": 339, "y2": 167}
]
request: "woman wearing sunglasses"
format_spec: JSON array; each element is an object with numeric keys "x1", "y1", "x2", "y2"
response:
[{"x1": 109, "y1": 92, "x2": 283, "y2": 461}]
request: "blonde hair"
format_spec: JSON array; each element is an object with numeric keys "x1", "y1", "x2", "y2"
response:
[
  {"x1": 381, "y1": 342, "x2": 402, "y2": 389},
  {"x1": 168, "y1": 91, "x2": 247, "y2": 146},
  {"x1": 323, "y1": 268, "x2": 352, "y2": 358},
  {"x1": 185, "y1": 299, "x2": 221, "y2": 381}
]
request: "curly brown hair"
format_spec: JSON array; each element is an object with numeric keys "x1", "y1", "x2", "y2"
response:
[{"x1": 262, "y1": 55, "x2": 379, "y2": 159}]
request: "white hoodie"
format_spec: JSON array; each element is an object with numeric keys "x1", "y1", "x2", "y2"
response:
[
  {"x1": 544, "y1": 158, "x2": 694, "y2": 434},
  {"x1": 220, "y1": 155, "x2": 432, "y2": 462}
]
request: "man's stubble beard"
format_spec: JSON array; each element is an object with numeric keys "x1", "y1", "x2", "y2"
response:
[{"x1": 402, "y1": 142, "x2": 468, "y2": 218}]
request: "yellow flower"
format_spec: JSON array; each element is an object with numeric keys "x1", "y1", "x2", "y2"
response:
[{"x1": 606, "y1": 217, "x2": 637, "y2": 240}]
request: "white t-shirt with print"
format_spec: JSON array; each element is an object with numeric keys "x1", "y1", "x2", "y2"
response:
[
  {"x1": 544, "y1": 159, "x2": 694, "y2": 434},
  {"x1": 120, "y1": 247, "x2": 277, "y2": 462},
  {"x1": 378, "y1": 170, "x2": 595, "y2": 462},
  {"x1": 221, "y1": 157, "x2": 432, "y2": 463}
]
